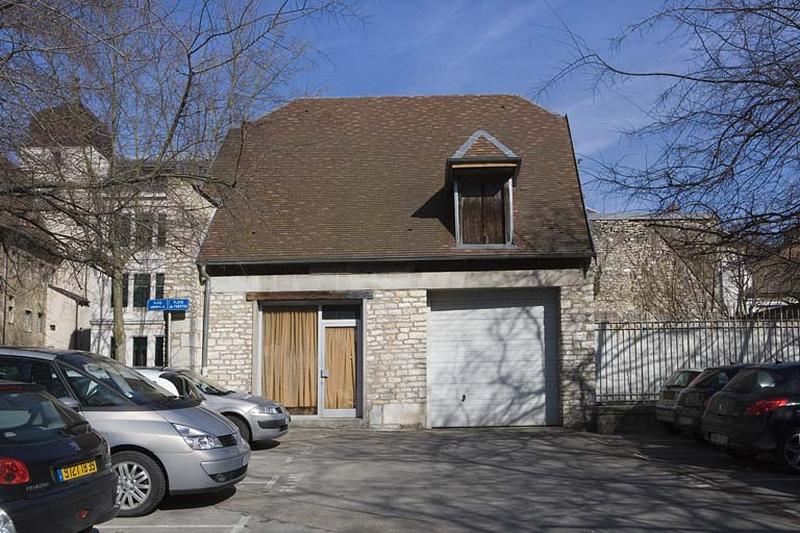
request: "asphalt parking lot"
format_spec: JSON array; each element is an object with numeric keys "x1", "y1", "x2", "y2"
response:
[{"x1": 97, "y1": 428, "x2": 800, "y2": 532}]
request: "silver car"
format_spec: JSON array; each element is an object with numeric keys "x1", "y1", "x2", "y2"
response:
[
  {"x1": 0, "y1": 348, "x2": 250, "y2": 517},
  {"x1": 136, "y1": 368, "x2": 290, "y2": 444}
]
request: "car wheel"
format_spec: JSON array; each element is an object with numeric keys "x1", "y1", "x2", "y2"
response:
[
  {"x1": 225, "y1": 414, "x2": 251, "y2": 444},
  {"x1": 777, "y1": 429, "x2": 800, "y2": 474},
  {"x1": 113, "y1": 451, "x2": 166, "y2": 517}
]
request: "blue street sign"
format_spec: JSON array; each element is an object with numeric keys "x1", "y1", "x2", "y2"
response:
[
  {"x1": 167, "y1": 298, "x2": 190, "y2": 311},
  {"x1": 147, "y1": 298, "x2": 190, "y2": 312},
  {"x1": 147, "y1": 299, "x2": 167, "y2": 311}
]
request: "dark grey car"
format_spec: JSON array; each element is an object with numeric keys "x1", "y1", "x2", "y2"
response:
[{"x1": 0, "y1": 348, "x2": 250, "y2": 517}]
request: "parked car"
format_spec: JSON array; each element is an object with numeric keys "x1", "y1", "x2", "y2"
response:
[
  {"x1": 135, "y1": 368, "x2": 290, "y2": 444},
  {"x1": 702, "y1": 363, "x2": 800, "y2": 472},
  {"x1": 655, "y1": 369, "x2": 702, "y2": 429},
  {"x1": 0, "y1": 381, "x2": 118, "y2": 533},
  {"x1": 675, "y1": 365, "x2": 750, "y2": 434},
  {"x1": 0, "y1": 348, "x2": 250, "y2": 517}
]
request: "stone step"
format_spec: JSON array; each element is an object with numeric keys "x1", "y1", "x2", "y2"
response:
[{"x1": 289, "y1": 416, "x2": 368, "y2": 429}]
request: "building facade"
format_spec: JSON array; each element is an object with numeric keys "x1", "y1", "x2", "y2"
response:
[
  {"x1": 199, "y1": 96, "x2": 597, "y2": 429},
  {"x1": 16, "y1": 102, "x2": 213, "y2": 362}
]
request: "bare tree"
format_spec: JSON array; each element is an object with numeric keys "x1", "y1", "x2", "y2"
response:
[
  {"x1": 541, "y1": 1, "x2": 800, "y2": 270},
  {"x1": 0, "y1": 0, "x2": 351, "y2": 359}
]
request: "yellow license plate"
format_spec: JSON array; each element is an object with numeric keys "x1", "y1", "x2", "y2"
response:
[{"x1": 57, "y1": 459, "x2": 97, "y2": 482}]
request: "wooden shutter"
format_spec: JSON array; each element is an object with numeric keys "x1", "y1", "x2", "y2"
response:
[
  {"x1": 481, "y1": 181, "x2": 505, "y2": 243},
  {"x1": 459, "y1": 180, "x2": 484, "y2": 244},
  {"x1": 459, "y1": 180, "x2": 506, "y2": 244}
]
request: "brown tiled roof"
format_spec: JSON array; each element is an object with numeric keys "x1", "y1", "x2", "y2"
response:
[
  {"x1": 199, "y1": 95, "x2": 593, "y2": 264},
  {"x1": 25, "y1": 102, "x2": 112, "y2": 158}
]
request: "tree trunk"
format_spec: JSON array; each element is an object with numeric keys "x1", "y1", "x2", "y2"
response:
[{"x1": 111, "y1": 268, "x2": 126, "y2": 362}]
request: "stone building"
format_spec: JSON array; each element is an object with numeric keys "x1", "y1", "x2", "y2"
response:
[
  {"x1": 15, "y1": 103, "x2": 213, "y2": 363},
  {"x1": 87, "y1": 171, "x2": 214, "y2": 368},
  {"x1": 198, "y1": 95, "x2": 596, "y2": 429},
  {"x1": 1, "y1": 157, "x2": 90, "y2": 350},
  {"x1": 0, "y1": 216, "x2": 58, "y2": 347}
]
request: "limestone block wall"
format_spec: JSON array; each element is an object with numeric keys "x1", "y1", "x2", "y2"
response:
[
  {"x1": 364, "y1": 290, "x2": 428, "y2": 428},
  {"x1": 205, "y1": 292, "x2": 253, "y2": 391},
  {"x1": 558, "y1": 272, "x2": 597, "y2": 429}
]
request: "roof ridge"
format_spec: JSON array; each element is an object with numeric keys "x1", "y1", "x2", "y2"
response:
[{"x1": 249, "y1": 94, "x2": 563, "y2": 126}]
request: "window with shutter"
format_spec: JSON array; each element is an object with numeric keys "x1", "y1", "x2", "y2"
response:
[
  {"x1": 459, "y1": 179, "x2": 506, "y2": 244},
  {"x1": 455, "y1": 176, "x2": 512, "y2": 246}
]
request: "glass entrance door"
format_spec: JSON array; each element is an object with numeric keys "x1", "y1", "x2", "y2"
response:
[
  {"x1": 261, "y1": 304, "x2": 360, "y2": 417},
  {"x1": 322, "y1": 325, "x2": 357, "y2": 416}
]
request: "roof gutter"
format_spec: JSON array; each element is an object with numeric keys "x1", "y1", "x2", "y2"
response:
[{"x1": 197, "y1": 251, "x2": 595, "y2": 267}]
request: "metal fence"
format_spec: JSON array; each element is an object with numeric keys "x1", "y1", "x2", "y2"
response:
[{"x1": 596, "y1": 320, "x2": 800, "y2": 403}]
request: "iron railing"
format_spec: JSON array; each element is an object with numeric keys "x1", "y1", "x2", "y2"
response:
[{"x1": 596, "y1": 320, "x2": 800, "y2": 403}]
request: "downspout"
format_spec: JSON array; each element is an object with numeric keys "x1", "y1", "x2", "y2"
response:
[
  {"x1": 2, "y1": 253, "x2": 7, "y2": 345},
  {"x1": 199, "y1": 265, "x2": 211, "y2": 375}
]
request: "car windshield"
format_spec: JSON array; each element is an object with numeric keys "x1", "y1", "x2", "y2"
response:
[
  {"x1": 0, "y1": 389, "x2": 86, "y2": 444},
  {"x1": 693, "y1": 367, "x2": 740, "y2": 389},
  {"x1": 62, "y1": 355, "x2": 198, "y2": 409},
  {"x1": 665, "y1": 370, "x2": 701, "y2": 388},
  {"x1": 181, "y1": 372, "x2": 231, "y2": 396}
]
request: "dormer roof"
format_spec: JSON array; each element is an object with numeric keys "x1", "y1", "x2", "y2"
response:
[{"x1": 452, "y1": 129, "x2": 518, "y2": 159}]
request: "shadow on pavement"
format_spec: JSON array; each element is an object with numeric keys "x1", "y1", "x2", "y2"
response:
[
  {"x1": 251, "y1": 428, "x2": 798, "y2": 531},
  {"x1": 158, "y1": 486, "x2": 236, "y2": 510},
  {"x1": 617, "y1": 431, "x2": 800, "y2": 502},
  {"x1": 251, "y1": 439, "x2": 281, "y2": 452}
]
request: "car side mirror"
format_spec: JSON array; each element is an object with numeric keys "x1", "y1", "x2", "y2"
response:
[{"x1": 59, "y1": 397, "x2": 81, "y2": 411}]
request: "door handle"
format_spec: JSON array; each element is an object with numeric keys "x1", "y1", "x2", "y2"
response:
[{"x1": 320, "y1": 369, "x2": 329, "y2": 378}]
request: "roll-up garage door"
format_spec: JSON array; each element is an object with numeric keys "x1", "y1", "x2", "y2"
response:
[{"x1": 427, "y1": 289, "x2": 559, "y2": 427}]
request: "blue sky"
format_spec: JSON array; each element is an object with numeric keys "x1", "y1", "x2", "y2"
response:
[{"x1": 291, "y1": 0, "x2": 684, "y2": 211}]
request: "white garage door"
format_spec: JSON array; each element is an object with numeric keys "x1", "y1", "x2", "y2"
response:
[{"x1": 427, "y1": 290, "x2": 559, "y2": 427}]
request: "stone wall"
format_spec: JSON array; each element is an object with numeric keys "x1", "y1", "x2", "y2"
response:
[
  {"x1": 559, "y1": 272, "x2": 597, "y2": 429},
  {"x1": 591, "y1": 217, "x2": 722, "y2": 322},
  {"x1": 365, "y1": 290, "x2": 428, "y2": 428},
  {"x1": 205, "y1": 292, "x2": 253, "y2": 391}
]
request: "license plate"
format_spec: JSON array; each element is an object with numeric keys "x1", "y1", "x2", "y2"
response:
[
  {"x1": 709, "y1": 433, "x2": 729, "y2": 446},
  {"x1": 678, "y1": 416, "x2": 694, "y2": 426},
  {"x1": 57, "y1": 459, "x2": 97, "y2": 482}
]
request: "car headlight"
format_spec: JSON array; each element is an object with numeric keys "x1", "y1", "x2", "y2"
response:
[
  {"x1": 250, "y1": 404, "x2": 281, "y2": 415},
  {"x1": 0, "y1": 508, "x2": 16, "y2": 533},
  {"x1": 172, "y1": 424, "x2": 223, "y2": 450}
]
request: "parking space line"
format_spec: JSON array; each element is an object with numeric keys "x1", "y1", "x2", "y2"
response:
[
  {"x1": 239, "y1": 474, "x2": 280, "y2": 492},
  {"x1": 98, "y1": 525, "x2": 240, "y2": 529},
  {"x1": 230, "y1": 515, "x2": 250, "y2": 533},
  {"x1": 264, "y1": 474, "x2": 280, "y2": 492}
]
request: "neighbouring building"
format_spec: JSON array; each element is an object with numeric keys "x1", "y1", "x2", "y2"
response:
[
  {"x1": 16, "y1": 103, "x2": 213, "y2": 364},
  {"x1": 198, "y1": 95, "x2": 596, "y2": 429},
  {"x1": 0, "y1": 215, "x2": 59, "y2": 347},
  {"x1": 740, "y1": 246, "x2": 800, "y2": 318},
  {"x1": 86, "y1": 169, "x2": 214, "y2": 368},
  {"x1": 1, "y1": 157, "x2": 90, "y2": 350}
]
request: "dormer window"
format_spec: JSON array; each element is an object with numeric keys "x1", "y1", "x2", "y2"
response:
[
  {"x1": 449, "y1": 130, "x2": 520, "y2": 247},
  {"x1": 455, "y1": 173, "x2": 513, "y2": 245}
]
